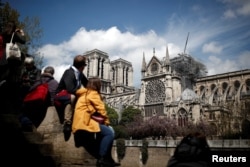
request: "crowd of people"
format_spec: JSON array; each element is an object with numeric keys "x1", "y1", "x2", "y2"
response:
[
  {"x1": 0, "y1": 21, "x2": 120, "y2": 167},
  {"x1": 1, "y1": 21, "x2": 212, "y2": 167}
]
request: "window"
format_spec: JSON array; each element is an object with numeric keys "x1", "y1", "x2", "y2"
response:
[
  {"x1": 151, "y1": 63, "x2": 158, "y2": 74},
  {"x1": 178, "y1": 109, "x2": 187, "y2": 127},
  {"x1": 145, "y1": 79, "x2": 166, "y2": 104}
]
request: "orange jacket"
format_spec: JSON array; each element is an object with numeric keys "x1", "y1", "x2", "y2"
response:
[{"x1": 72, "y1": 87, "x2": 110, "y2": 133}]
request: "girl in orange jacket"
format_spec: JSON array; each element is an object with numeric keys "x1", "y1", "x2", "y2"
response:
[{"x1": 72, "y1": 77, "x2": 120, "y2": 167}]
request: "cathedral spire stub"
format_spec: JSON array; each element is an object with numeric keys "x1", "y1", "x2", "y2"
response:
[
  {"x1": 165, "y1": 45, "x2": 170, "y2": 65},
  {"x1": 141, "y1": 52, "x2": 146, "y2": 72}
]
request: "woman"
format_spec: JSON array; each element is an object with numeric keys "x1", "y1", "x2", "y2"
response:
[
  {"x1": 72, "y1": 77, "x2": 120, "y2": 167},
  {"x1": 0, "y1": 21, "x2": 26, "y2": 114},
  {"x1": 0, "y1": 21, "x2": 26, "y2": 82}
]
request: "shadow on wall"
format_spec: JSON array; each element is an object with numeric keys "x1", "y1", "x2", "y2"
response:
[{"x1": 0, "y1": 110, "x2": 57, "y2": 167}]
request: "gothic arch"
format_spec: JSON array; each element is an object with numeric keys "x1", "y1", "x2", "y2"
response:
[
  {"x1": 199, "y1": 85, "x2": 206, "y2": 102},
  {"x1": 209, "y1": 123, "x2": 217, "y2": 135},
  {"x1": 178, "y1": 108, "x2": 188, "y2": 127},
  {"x1": 222, "y1": 82, "x2": 229, "y2": 101},
  {"x1": 246, "y1": 79, "x2": 250, "y2": 93},
  {"x1": 209, "y1": 84, "x2": 218, "y2": 104}
]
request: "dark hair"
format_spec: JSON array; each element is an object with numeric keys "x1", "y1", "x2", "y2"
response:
[
  {"x1": 73, "y1": 55, "x2": 87, "y2": 68},
  {"x1": 5, "y1": 21, "x2": 16, "y2": 33},
  {"x1": 86, "y1": 77, "x2": 101, "y2": 94},
  {"x1": 174, "y1": 132, "x2": 211, "y2": 162}
]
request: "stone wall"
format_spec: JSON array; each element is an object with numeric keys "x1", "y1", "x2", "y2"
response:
[{"x1": 30, "y1": 107, "x2": 250, "y2": 167}]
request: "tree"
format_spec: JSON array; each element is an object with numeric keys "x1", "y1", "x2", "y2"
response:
[
  {"x1": 119, "y1": 106, "x2": 142, "y2": 125},
  {"x1": 124, "y1": 115, "x2": 217, "y2": 140},
  {"x1": 116, "y1": 138, "x2": 126, "y2": 162},
  {"x1": 106, "y1": 104, "x2": 119, "y2": 126},
  {"x1": 22, "y1": 16, "x2": 43, "y2": 67}
]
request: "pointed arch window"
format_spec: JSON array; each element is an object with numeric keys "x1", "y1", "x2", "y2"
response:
[
  {"x1": 112, "y1": 67, "x2": 115, "y2": 82},
  {"x1": 178, "y1": 109, "x2": 188, "y2": 127},
  {"x1": 222, "y1": 82, "x2": 228, "y2": 94},
  {"x1": 126, "y1": 67, "x2": 129, "y2": 86},
  {"x1": 200, "y1": 85, "x2": 205, "y2": 102},
  {"x1": 151, "y1": 63, "x2": 158, "y2": 74},
  {"x1": 234, "y1": 80, "x2": 240, "y2": 94}
]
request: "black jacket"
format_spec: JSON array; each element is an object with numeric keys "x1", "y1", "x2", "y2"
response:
[{"x1": 56, "y1": 66, "x2": 88, "y2": 94}]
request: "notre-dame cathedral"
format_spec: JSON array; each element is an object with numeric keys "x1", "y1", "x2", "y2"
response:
[{"x1": 82, "y1": 48, "x2": 250, "y2": 136}]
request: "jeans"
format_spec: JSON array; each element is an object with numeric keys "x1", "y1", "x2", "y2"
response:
[{"x1": 99, "y1": 124, "x2": 114, "y2": 157}]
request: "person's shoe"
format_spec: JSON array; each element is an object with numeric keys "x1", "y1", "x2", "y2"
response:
[
  {"x1": 113, "y1": 162, "x2": 120, "y2": 166},
  {"x1": 97, "y1": 157, "x2": 115, "y2": 167},
  {"x1": 63, "y1": 123, "x2": 71, "y2": 141}
]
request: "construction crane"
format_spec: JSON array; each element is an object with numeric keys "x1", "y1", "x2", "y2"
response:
[{"x1": 184, "y1": 32, "x2": 189, "y2": 55}]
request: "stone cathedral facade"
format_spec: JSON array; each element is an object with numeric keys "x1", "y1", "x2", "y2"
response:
[
  {"x1": 82, "y1": 48, "x2": 250, "y2": 136},
  {"x1": 82, "y1": 49, "x2": 138, "y2": 118}
]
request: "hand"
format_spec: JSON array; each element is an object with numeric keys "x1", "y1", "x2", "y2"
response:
[{"x1": 15, "y1": 29, "x2": 24, "y2": 35}]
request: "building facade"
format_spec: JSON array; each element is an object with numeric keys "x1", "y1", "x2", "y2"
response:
[{"x1": 82, "y1": 48, "x2": 250, "y2": 136}]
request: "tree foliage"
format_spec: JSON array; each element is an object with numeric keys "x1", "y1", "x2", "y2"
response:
[
  {"x1": 124, "y1": 115, "x2": 216, "y2": 139},
  {"x1": 119, "y1": 106, "x2": 142, "y2": 125},
  {"x1": 140, "y1": 139, "x2": 148, "y2": 165},
  {"x1": 116, "y1": 138, "x2": 126, "y2": 162},
  {"x1": 106, "y1": 104, "x2": 119, "y2": 126}
]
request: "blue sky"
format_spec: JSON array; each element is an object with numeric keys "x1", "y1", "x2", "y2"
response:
[{"x1": 4, "y1": 0, "x2": 250, "y2": 88}]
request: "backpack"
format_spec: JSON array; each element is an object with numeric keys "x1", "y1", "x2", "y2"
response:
[{"x1": 23, "y1": 79, "x2": 51, "y2": 105}]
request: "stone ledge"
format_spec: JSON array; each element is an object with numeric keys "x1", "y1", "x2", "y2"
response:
[{"x1": 117, "y1": 139, "x2": 250, "y2": 148}]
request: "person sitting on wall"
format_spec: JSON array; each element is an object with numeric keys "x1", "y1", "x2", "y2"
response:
[
  {"x1": 20, "y1": 66, "x2": 58, "y2": 131},
  {"x1": 20, "y1": 56, "x2": 41, "y2": 99},
  {"x1": 72, "y1": 77, "x2": 120, "y2": 167},
  {"x1": 54, "y1": 55, "x2": 88, "y2": 141},
  {"x1": 167, "y1": 132, "x2": 211, "y2": 167}
]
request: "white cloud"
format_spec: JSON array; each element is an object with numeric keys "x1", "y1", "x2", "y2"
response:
[
  {"x1": 202, "y1": 42, "x2": 223, "y2": 54},
  {"x1": 41, "y1": 64, "x2": 70, "y2": 83},
  {"x1": 206, "y1": 55, "x2": 238, "y2": 75},
  {"x1": 236, "y1": 1, "x2": 250, "y2": 16},
  {"x1": 38, "y1": 27, "x2": 183, "y2": 87},
  {"x1": 223, "y1": 9, "x2": 236, "y2": 19},
  {"x1": 38, "y1": 24, "x2": 250, "y2": 88},
  {"x1": 238, "y1": 51, "x2": 250, "y2": 69},
  {"x1": 221, "y1": 0, "x2": 250, "y2": 19}
]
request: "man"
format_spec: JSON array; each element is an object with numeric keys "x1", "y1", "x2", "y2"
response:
[
  {"x1": 55, "y1": 55, "x2": 88, "y2": 141},
  {"x1": 41, "y1": 66, "x2": 59, "y2": 106},
  {"x1": 20, "y1": 56, "x2": 41, "y2": 99},
  {"x1": 20, "y1": 66, "x2": 58, "y2": 131}
]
